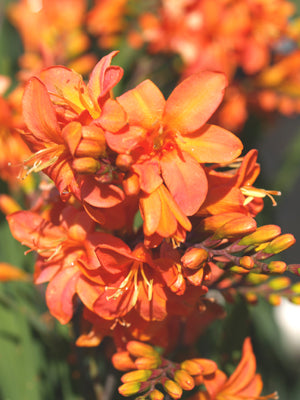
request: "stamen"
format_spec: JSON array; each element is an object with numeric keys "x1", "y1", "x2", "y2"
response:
[{"x1": 241, "y1": 186, "x2": 281, "y2": 206}]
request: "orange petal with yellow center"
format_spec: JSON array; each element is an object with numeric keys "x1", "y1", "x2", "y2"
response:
[
  {"x1": 163, "y1": 72, "x2": 227, "y2": 135},
  {"x1": 23, "y1": 77, "x2": 62, "y2": 144},
  {"x1": 179, "y1": 124, "x2": 243, "y2": 163},
  {"x1": 117, "y1": 79, "x2": 165, "y2": 130},
  {"x1": 40, "y1": 66, "x2": 96, "y2": 116},
  {"x1": 160, "y1": 150, "x2": 208, "y2": 215}
]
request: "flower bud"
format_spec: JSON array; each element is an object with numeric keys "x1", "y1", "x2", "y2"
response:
[
  {"x1": 0, "y1": 262, "x2": 28, "y2": 282},
  {"x1": 287, "y1": 264, "x2": 300, "y2": 276},
  {"x1": 198, "y1": 213, "x2": 245, "y2": 233},
  {"x1": 180, "y1": 360, "x2": 203, "y2": 376},
  {"x1": 268, "y1": 261, "x2": 287, "y2": 274},
  {"x1": 213, "y1": 216, "x2": 257, "y2": 240},
  {"x1": 268, "y1": 294, "x2": 281, "y2": 306},
  {"x1": 239, "y1": 256, "x2": 254, "y2": 269},
  {"x1": 192, "y1": 359, "x2": 217, "y2": 376},
  {"x1": 246, "y1": 273, "x2": 269, "y2": 285},
  {"x1": 121, "y1": 369, "x2": 152, "y2": 383},
  {"x1": 174, "y1": 369, "x2": 195, "y2": 391},
  {"x1": 163, "y1": 379, "x2": 183, "y2": 399},
  {"x1": 268, "y1": 277, "x2": 291, "y2": 291},
  {"x1": 75, "y1": 125, "x2": 106, "y2": 158},
  {"x1": 238, "y1": 225, "x2": 281, "y2": 246},
  {"x1": 244, "y1": 292, "x2": 258, "y2": 304},
  {"x1": 116, "y1": 154, "x2": 133, "y2": 171},
  {"x1": 291, "y1": 296, "x2": 300, "y2": 305},
  {"x1": 291, "y1": 282, "x2": 300, "y2": 294},
  {"x1": 112, "y1": 351, "x2": 136, "y2": 371},
  {"x1": 263, "y1": 234, "x2": 296, "y2": 254},
  {"x1": 181, "y1": 248, "x2": 208, "y2": 269},
  {"x1": 135, "y1": 355, "x2": 161, "y2": 370},
  {"x1": 127, "y1": 341, "x2": 158, "y2": 358},
  {"x1": 72, "y1": 157, "x2": 101, "y2": 174},
  {"x1": 230, "y1": 265, "x2": 250, "y2": 274},
  {"x1": 122, "y1": 172, "x2": 140, "y2": 196},
  {"x1": 118, "y1": 381, "x2": 141, "y2": 397},
  {"x1": 149, "y1": 389, "x2": 164, "y2": 400},
  {"x1": 0, "y1": 195, "x2": 21, "y2": 215}
]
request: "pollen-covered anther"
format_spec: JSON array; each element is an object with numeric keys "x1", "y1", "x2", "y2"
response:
[{"x1": 241, "y1": 186, "x2": 281, "y2": 206}]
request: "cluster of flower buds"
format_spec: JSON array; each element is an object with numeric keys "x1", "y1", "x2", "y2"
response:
[
  {"x1": 112, "y1": 340, "x2": 217, "y2": 399},
  {"x1": 112, "y1": 339, "x2": 278, "y2": 400}
]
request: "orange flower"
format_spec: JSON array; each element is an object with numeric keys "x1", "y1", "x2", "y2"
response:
[
  {"x1": 87, "y1": 0, "x2": 128, "y2": 48},
  {"x1": 94, "y1": 241, "x2": 184, "y2": 321},
  {"x1": 21, "y1": 52, "x2": 126, "y2": 209},
  {"x1": 6, "y1": 205, "x2": 122, "y2": 324},
  {"x1": 189, "y1": 337, "x2": 278, "y2": 400},
  {"x1": 8, "y1": 0, "x2": 96, "y2": 78},
  {"x1": 0, "y1": 94, "x2": 31, "y2": 189},
  {"x1": 106, "y1": 72, "x2": 242, "y2": 241}
]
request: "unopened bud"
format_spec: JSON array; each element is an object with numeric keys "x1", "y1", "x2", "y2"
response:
[
  {"x1": 122, "y1": 172, "x2": 140, "y2": 196},
  {"x1": 238, "y1": 225, "x2": 281, "y2": 246},
  {"x1": 268, "y1": 294, "x2": 281, "y2": 306},
  {"x1": 180, "y1": 360, "x2": 203, "y2": 376},
  {"x1": 192, "y1": 359, "x2": 217, "y2": 376},
  {"x1": 150, "y1": 389, "x2": 164, "y2": 400},
  {"x1": 0, "y1": 195, "x2": 21, "y2": 215},
  {"x1": 263, "y1": 234, "x2": 296, "y2": 254},
  {"x1": 239, "y1": 256, "x2": 254, "y2": 269},
  {"x1": 213, "y1": 216, "x2": 257, "y2": 239},
  {"x1": 230, "y1": 265, "x2": 250, "y2": 274},
  {"x1": 72, "y1": 157, "x2": 101, "y2": 174},
  {"x1": 287, "y1": 264, "x2": 300, "y2": 276},
  {"x1": 75, "y1": 125, "x2": 106, "y2": 158},
  {"x1": 268, "y1": 277, "x2": 291, "y2": 291},
  {"x1": 198, "y1": 213, "x2": 245, "y2": 233},
  {"x1": 174, "y1": 369, "x2": 195, "y2": 391},
  {"x1": 291, "y1": 296, "x2": 300, "y2": 305},
  {"x1": 268, "y1": 261, "x2": 287, "y2": 274},
  {"x1": 163, "y1": 379, "x2": 183, "y2": 399},
  {"x1": 181, "y1": 248, "x2": 208, "y2": 269},
  {"x1": 246, "y1": 273, "x2": 269, "y2": 284},
  {"x1": 118, "y1": 381, "x2": 141, "y2": 396},
  {"x1": 127, "y1": 341, "x2": 158, "y2": 358},
  {"x1": 112, "y1": 351, "x2": 136, "y2": 371},
  {"x1": 135, "y1": 355, "x2": 161, "y2": 370},
  {"x1": 291, "y1": 282, "x2": 300, "y2": 294},
  {"x1": 116, "y1": 154, "x2": 133, "y2": 171},
  {"x1": 244, "y1": 292, "x2": 258, "y2": 304},
  {"x1": 121, "y1": 369, "x2": 152, "y2": 383}
]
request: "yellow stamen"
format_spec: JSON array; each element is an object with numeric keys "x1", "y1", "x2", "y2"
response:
[{"x1": 241, "y1": 186, "x2": 281, "y2": 206}]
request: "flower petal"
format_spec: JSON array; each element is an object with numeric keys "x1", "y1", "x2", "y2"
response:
[
  {"x1": 179, "y1": 124, "x2": 243, "y2": 163},
  {"x1": 80, "y1": 176, "x2": 125, "y2": 208},
  {"x1": 160, "y1": 150, "x2": 208, "y2": 215},
  {"x1": 164, "y1": 71, "x2": 227, "y2": 134},
  {"x1": 46, "y1": 266, "x2": 80, "y2": 324},
  {"x1": 88, "y1": 51, "x2": 123, "y2": 103},
  {"x1": 23, "y1": 77, "x2": 61, "y2": 144},
  {"x1": 95, "y1": 98, "x2": 127, "y2": 132},
  {"x1": 117, "y1": 79, "x2": 165, "y2": 130}
]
